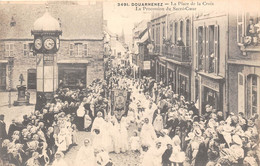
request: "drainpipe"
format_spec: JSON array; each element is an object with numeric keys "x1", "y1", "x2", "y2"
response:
[{"x1": 225, "y1": 11, "x2": 230, "y2": 119}]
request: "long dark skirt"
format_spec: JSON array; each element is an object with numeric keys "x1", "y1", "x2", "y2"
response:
[{"x1": 76, "y1": 116, "x2": 84, "y2": 131}]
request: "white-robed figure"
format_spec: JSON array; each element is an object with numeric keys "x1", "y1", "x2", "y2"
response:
[
  {"x1": 102, "y1": 117, "x2": 114, "y2": 152},
  {"x1": 113, "y1": 116, "x2": 129, "y2": 153},
  {"x1": 140, "y1": 118, "x2": 157, "y2": 148},
  {"x1": 75, "y1": 138, "x2": 95, "y2": 166},
  {"x1": 153, "y1": 109, "x2": 164, "y2": 133},
  {"x1": 56, "y1": 128, "x2": 67, "y2": 152},
  {"x1": 91, "y1": 112, "x2": 106, "y2": 150},
  {"x1": 169, "y1": 135, "x2": 186, "y2": 165},
  {"x1": 151, "y1": 140, "x2": 165, "y2": 166},
  {"x1": 52, "y1": 151, "x2": 68, "y2": 166}
]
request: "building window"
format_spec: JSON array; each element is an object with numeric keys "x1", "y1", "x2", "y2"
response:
[
  {"x1": 83, "y1": 44, "x2": 88, "y2": 57},
  {"x1": 208, "y1": 25, "x2": 215, "y2": 73},
  {"x1": 69, "y1": 43, "x2": 74, "y2": 56},
  {"x1": 196, "y1": 26, "x2": 204, "y2": 71},
  {"x1": 162, "y1": 22, "x2": 166, "y2": 38},
  {"x1": 186, "y1": 19, "x2": 190, "y2": 46},
  {"x1": 180, "y1": 20, "x2": 183, "y2": 40},
  {"x1": 179, "y1": 74, "x2": 189, "y2": 101},
  {"x1": 174, "y1": 22, "x2": 178, "y2": 44},
  {"x1": 23, "y1": 43, "x2": 28, "y2": 56},
  {"x1": 206, "y1": 25, "x2": 219, "y2": 74},
  {"x1": 0, "y1": 43, "x2": 5, "y2": 58},
  {"x1": 170, "y1": 23, "x2": 173, "y2": 31},
  {"x1": 5, "y1": 43, "x2": 14, "y2": 57},
  {"x1": 247, "y1": 75, "x2": 259, "y2": 118},
  {"x1": 237, "y1": 12, "x2": 260, "y2": 46},
  {"x1": 152, "y1": 25, "x2": 155, "y2": 41}
]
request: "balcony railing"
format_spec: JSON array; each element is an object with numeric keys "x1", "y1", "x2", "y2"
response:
[
  {"x1": 154, "y1": 45, "x2": 160, "y2": 54},
  {"x1": 164, "y1": 46, "x2": 191, "y2": 62}
]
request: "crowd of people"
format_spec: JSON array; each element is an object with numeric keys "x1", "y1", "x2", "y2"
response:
[
  {"x1": 0, "y1": 79, "x2": 113, "y2": 166},
  {"x1": 103, "y1": 66, "x2": 260, "y2": 166},
  {"x1": 0, "y1": 65, "x2": 259, "y2": 166}
]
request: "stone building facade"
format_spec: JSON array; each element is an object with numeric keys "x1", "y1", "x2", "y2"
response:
[{"x1": 0, "y1": 1, "x2": 104, "y2": 91}]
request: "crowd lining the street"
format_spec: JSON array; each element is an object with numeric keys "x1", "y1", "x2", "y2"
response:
[{"x1": 0, "y1": 65, "x2": 259, "y2": 166}]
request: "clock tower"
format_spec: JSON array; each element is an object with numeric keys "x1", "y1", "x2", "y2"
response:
[{"x1": 31, "y1": 4, "x2": 62, "y2": 104}]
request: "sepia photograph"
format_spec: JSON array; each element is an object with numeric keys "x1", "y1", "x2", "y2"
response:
[{"x1": 0, "y1": 0, "x2": 259, "y2": 165}]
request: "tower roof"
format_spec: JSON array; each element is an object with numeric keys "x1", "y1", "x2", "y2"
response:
[{"x1": 33, "y1": 10, "x2": 61, "y2": 32}]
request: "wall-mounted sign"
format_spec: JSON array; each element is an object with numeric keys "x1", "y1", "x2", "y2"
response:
[{"x1": 143, "y1": 61, "x2": 151, "y2": 70}]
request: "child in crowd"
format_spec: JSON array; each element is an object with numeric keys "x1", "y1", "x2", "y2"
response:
[{"x1": 130, "y1": 130, "x2": 141, "y2": 152}]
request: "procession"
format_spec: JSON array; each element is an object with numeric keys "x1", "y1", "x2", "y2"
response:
[
  {"x1": 0, "y1": 0, "x2": 260, "y2": 166},
  {"x1": 0, "y1": 64, "x2": 259, "y2": 166}
]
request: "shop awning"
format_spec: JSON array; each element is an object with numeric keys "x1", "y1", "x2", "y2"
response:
[
  {"x1": 57, "y1": 59, "x2": 89, "y2": 64},
  {"x1": 0, "y1": 60, "x2": 8, "y2": 63},
  {"x1": 138, "y1": 31, "x2": 148, "y2": 44}
]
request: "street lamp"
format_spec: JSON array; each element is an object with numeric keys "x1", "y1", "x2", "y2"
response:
[{"x1": 5, "y1": 56, "x2": 14, "y2": 108}]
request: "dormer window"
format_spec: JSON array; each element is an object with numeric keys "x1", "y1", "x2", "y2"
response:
[{"x1": 10, "y1": 16, "x2": 16, "y2": 27}]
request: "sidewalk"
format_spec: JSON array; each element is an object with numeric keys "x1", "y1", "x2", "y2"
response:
[{"x1": 0, "y1": 90, "x2": 36, "y2": 130}]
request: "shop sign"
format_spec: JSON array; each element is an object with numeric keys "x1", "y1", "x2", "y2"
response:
[
  {"x1": 201, "y1": 77, "x2": 219, "y2": 92},
  {"x1": 143, "y1": 61, "x2": 150, "y2": 70}
]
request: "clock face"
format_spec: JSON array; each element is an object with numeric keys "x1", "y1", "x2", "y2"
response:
[
  {"x1": 44, "y1": 38, "x2": 55, "y2": 50},
  {"x1": 34, "y1": 38, "x2": 42, "y2": 50},
  {"x1": 56, "y1": 38, "x2": 60, "y2": 50}
]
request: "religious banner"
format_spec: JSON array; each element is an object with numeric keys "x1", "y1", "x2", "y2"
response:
[{"x1": 111, "y1": 89, "x2": 128, "y2": 121}]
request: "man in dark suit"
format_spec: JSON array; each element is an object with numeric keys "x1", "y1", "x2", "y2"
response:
[
  {"x1": 0, "y1": 114, "x2": 7, "y2": 159},
  {"x1": 0, "y1": 114, "x2": 7, "y2": 140}
]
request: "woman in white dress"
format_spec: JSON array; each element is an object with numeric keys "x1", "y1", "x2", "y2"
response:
[
  {"x1": 153, "y1": 109, "x2": 164, "y2": 133},
  {"x1": 91, "y1": 112, "x2": 106, "y2": 150},
  {"x1": 52, "y1": 151, "x2": 68, "y2": 166},
  {"x1": 140, "y1": 118, "x2": 157, "y2": 148},
  {"x1": 56, "y1": 128, "x2": 67, "y2": 152},
  {"x1": 119, "y1": 116, "x2": 129, "y2": 153},
  {"x1": 75, "y1": 138, "x2": 95, "y2": 166}
]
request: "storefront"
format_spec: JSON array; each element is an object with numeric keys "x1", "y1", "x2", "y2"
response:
[
  {"x1": 167, "y1": 63, "x2": 176, "y2": 92},
  {"x1": 58, "y1": 64, "x2": 87, "y2": 89},
  {"x1": 199, "y1": 74, "x2": 224, "y2": 115},
  {"x1": 156, "y1": 57, "x2": 167, "y2": 84}
]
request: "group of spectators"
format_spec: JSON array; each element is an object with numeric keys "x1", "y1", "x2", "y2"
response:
[
  {"x1": 0, "y1": 79, "x2": 111, "y2": 166},
  {"x1": 122, "y1": 73, "x2": 260, "y2": 166}
]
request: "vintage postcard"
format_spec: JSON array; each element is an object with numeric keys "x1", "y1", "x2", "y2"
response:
[{"x1": 0, "y1": 0, "x2": 259, "y2": 165}]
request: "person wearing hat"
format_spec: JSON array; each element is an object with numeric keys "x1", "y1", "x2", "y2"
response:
[
  {"x1": 52, "y1": 151, "x2": 68, "y2": 166},
  {"x1": 75, "y1": 139, "x2": 95, "y2": 166}
]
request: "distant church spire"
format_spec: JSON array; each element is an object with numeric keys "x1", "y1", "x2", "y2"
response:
[{"x1": 120, "y1": 28, "x2": 125, "y2": 44}]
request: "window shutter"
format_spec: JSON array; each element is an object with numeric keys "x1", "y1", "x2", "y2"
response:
[
  {"x1": 10, "y1": 44, "x2": 14, "y2": 56},
  {"x1": 69, "y1": 43, "x2": 74, "y2": 56},
  {"x1": 202, "y1": 25, "x2": 206, "y2": 72},
  {"x1": 214, "y1": 24, "x2": 219, "y2": 74},
  {"x1": 78, "y1": 44, "x2": 83, "y2": 57},
  {"x1": 205, "y1": 26, "x2": 209, "y2": 73},
  {"x1": 195, "y1": 28, "x2": 198, "y2": 70},
  {"x1": 84, "y1": 44, "x2": 88, "y2": 57},
  {"x1": 238, "y1": 72, "x2": 245, "y2": 114}
]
